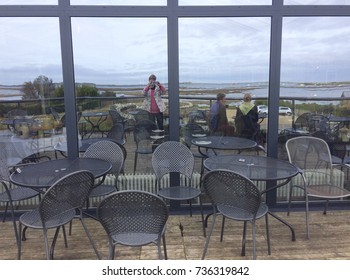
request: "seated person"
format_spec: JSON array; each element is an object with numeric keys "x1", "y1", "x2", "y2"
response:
[
  {"x1": 235, "y1": 93, "x2": 259, "y2": 141},
  {"x1": 209, "y1": 93, "x2": 235, "y2": 136}
]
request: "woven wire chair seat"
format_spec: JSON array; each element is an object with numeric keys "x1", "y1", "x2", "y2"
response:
[
  {"x1": 158, "y1": 186, "x2": 201, "y2": 201},
  {"x1": 217, "y1": 203, "x2": 268, "y2": 221},
  {"x1": 97, "y1": 190, "x2": 169, "y2": 259}
]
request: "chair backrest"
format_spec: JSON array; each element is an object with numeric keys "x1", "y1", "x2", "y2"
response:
[
  {"x1": 39, "y1": 170, "x2": 94, "y2": 226},
  {"x1": 109, "y1": 109, "x2": 125, "y2": 125},
  {"x1": 49, "y1": 107, "x2": 60, "y2": 122},
  {"x1": 134, "y1": 119, "x2": 157, "y2": 143},
  {"x1": 286, "y1": 136, "x2": 333, "y2": 171},
  {"x1": 107, "y1": 123, "x2": 125, "y2": 141},
  {"x1": 133, "y1": 109, "x2": 151, "y2": 123},
  {"x1": 97, "y1": 190, "x2": 168, "y2": 236},
  {"x1": 83, "y1": 140, "x2": 124, "y2": 176},
  {"x1": 183, "y1": 123, "x2": 206, "y2": 148},
  {"x1": 0, "y1": 158, "x2": 10, "y2": 182},
  {"x1": 6, "y1": 109, "x2": 27, "y2": 119},
  {"x1": 152, "y1": 141, "x2": 194, "y2": 181},
  {"x1": 202, "y1": 169, "x2": 261, "y2": 217}
]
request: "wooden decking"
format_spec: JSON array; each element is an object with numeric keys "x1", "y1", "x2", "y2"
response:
[{"x1": 1, "y1": 210, "x2": 350, "y2": 260}]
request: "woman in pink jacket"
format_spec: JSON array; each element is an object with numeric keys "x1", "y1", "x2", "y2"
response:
[{"x1": 142, "y1": 74, "x2": 167, "y2": 130}]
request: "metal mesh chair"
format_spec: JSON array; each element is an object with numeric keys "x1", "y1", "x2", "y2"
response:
[
  {"x1": 152, "y1": 141, "x2": 201, "y2": 216},
  {"x1": 0, "y1": 158, "x2": 40, "y2": 245},
  {"x1": 17, "y1": 170, "x2": 100, "y2": 259},
  {"x1": 97, "y1": 190, "x2": 169, "y2": 260},
  {"x1": 133, "y1": 119, "x2": 157, "y2": 174},
  {"x1": 201, "y1": 169, "x2": 270, "y2": 260},
  {"x1": 107, "y1": 123, "x2": 125, "y2": 141},
  {"x1": 286, "y1": 136, "x2": 350, "y2": 238},
  {"x1": 83, "y1": 140, "x2": 124, "y2": 199}
]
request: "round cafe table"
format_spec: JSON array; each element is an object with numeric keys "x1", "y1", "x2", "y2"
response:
[
  {"x1": 10, "y1": 158, "x2": 112, "y2": 190},
  {"x1": 191, "y1": 135, "x2": 257, "y2": 157},
  {"x1": 204, "y1": 154, "x2": 299, "y2": 241}
]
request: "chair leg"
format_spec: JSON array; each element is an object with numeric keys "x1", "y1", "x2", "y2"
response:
[
  {"x1": 162, "y1": 233, "x2": 168, "y2": 260},
  {"x1": 49, "y1": 227, "x2": 61, "y2": 260},
  {"x1": 18, "y1": 222, "x2": 22, "y2": 260},
  {"x1": 265, "y1": 214, "x2": 271, "y2": 255},
  {"x1": 220, "y1": 216, "x2": 226, "y2": 242},
  {"x1": 62, "y1": 225, "x2": 68, "y2": 248},
  {"x1": 133, "y1": 153, "x2": 138, "y2": 174},
  {"x1": 287, "y1": 184, "x2": 294, "y2": 216},
  {"x1": 202, "y1": 213, "x2": 217, "y2": 260},
  {"x1": 252, "y1": 221, "x2": 257, "y2": 260},
  {"x1": 241, "y1": 221, "x2": 247, "y2": 256},
  {"x1": 109, "y1": 239, "x2": 115, "y2": 260},
  {"x1": 323, "y1": 200, "x2": 329, "y2": 215},
  {"x1": 2, "y1": 202, "x2": 9, "y2": 222},
  {"x1": 306, "y1": 194, "x2": 310, "y2": 239},
  {"x1": 199, "y1": 196, "x2": 206, "y2": 237},
  {"x1": 80, "y1": 217, "x2": 101, "y2": 259}
]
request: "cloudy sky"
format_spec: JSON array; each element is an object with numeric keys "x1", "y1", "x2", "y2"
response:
[{"x1": 1, "y1": 3, "x2": 350, "y2": 85}]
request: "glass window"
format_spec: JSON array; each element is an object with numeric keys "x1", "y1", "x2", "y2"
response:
[
  {"x1": 0, "y1": 0, "x2": 57, "y2": 4},
  {"x1": 179, "y1": 17, "x2": 270, "y2": 162},
  {"x1": 279, "y1": 16, "x2": 350, "y2": 164},
  {"x1": 179, "y1": 0, "x2": 271, "y2": 5},
  {"x1": 71, "y1": 17, "x2": 167, "y2": 172},
  {"x1": 284, "y1": 0, "x2": 350, "y2": 5},
  {"x1": 0, "y1": 17, "x2": 63, "y2": 166},
  {"x1": 71, "y1": 0, "x2": 166, "y2": 5}
]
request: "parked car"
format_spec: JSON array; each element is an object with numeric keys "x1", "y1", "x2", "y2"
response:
[
  {"x1": 257, "y1": 105, "x2": 268, "y2": 116},
  {"x1": 279, "y1": 106, "x2": 292, "y2": 116}
]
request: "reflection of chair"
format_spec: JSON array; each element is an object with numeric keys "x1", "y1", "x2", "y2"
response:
[
  {"x1": 109, "y1": 109, "x2": 134, "y2": 137},
  {"x1": 18, "y1": 171, "x2": 100, "y2": 259},
  {"x1": 133, "y1": 109, "x2": 151, "y2": 123},
  {"x1": 6, "y1": 109, "x2": 27, "y2": 119},
  {"x1": 83, "y1": 140, "x2": 124, "y2": 201},
  {"x1": 97, "y1": 190, "x2": 169, "y2": 260},
  {"x1": 107, "y1": 123, "x2": 125, "y2": 142},
  {"x1": 183, "y1": 123, "x2": 210, "y2": 175},
  {"x1": 201, "y1": 170, "x2": 270, "y2": 260},
  {"x1": 286, "y1": 136, "x2": 350, "y2": 238},
  {"x1": 152, "y1": 141, "x2": 201, "y2": 217},
  {"x1": 0, "y1": 159, "x2": 40, "y2": 244},
  {"x1": 133, "y1": 119, "x2": 157, "y2": 174}
]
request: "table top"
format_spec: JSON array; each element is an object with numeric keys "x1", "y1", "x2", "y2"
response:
[
  {"x1": 191, "y1": 136, "x2": 257, "y2": 150},
  {"x1": 82, "y1": 111, "x2": 109, "y2": 118},
  {"x1": 204, "y1": 154, "x2": 298, "y2": 181},
  {"x1": 55, "y1": 138, "x2": 125, "y2": 153},
  {"x1": 10, "y1": 158, "x2": 112, "y2": 189}
]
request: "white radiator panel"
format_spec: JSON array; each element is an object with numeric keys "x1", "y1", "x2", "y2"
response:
[{"x1": 0, "y1": 170, "x2": 344, "y2": 207}]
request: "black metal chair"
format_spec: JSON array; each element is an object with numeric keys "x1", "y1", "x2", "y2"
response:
[
  {"x1": 97, "y1": 190, "x2": 169, "y2": 260},
  {"x1": 201, "y1": 169, "x2": 270, "y2": 260},
  {"x1": 106, "y1": 123, "x2": 125, "y2": 142},
  {"x1": 152, "y1": 141, "x2": 202, "y2": 217},
  {"x1": 133, "y1": 119, "x2": 157, "y2": 174},
  {"x1": 109, "y1": 109, "x2": 134, "y2": 137},
  {"x1": 17, "y1": 170, "x2": 100, "y2": 259},
  {"x1": 286, "y1": 136, "x2": 350, "y2": 238},
  {"x1": 0, "y1": 159, "x2": 40, "y2": 245},
  {"x1": 83, "y1": 140, "x2": 124, "y2": 201}
]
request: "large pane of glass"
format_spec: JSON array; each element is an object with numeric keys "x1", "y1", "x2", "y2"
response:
[
  {"x1": 279, "y1": 17, "x2": 350, "y2": 201},
  {"x1": 71, "y1": 0, "x2": 166, "y2": 5},
  {"x1": 179, "y1": 17, "x2": 270, "y2": 173},
  {"x1": 284, "y1": 0, "x2": 350, "y2": 5},
  {"x1": 71, "y1": 17, "x2": 167, "y2": 177},
  {"x1": 0, "y1": 17, "x2": 63, "y2": 166},
  {"x1": 180, "y1": 0, "x2": 271, "y2": 5},
  {"x1": 0, "y1": 0, "x2": 57, "y2": 4}
]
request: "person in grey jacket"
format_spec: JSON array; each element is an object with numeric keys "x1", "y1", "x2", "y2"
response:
[{"x1": 142, "y1": 74, "x2": 167, "y2": 130}]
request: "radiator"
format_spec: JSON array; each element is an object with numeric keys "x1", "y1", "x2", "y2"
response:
[{"x1": 0, "y1": 170, "x2": 344, "y2": 207}]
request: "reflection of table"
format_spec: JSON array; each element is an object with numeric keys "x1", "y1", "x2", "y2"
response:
[
  {"x1": 0, "y1": 133, "x2": 65, "y2": 166},
  {"x1": 82, "y1": 112, "x2": 109, "y2": 138},
  {"x1": 191, "y1": 136, "x2": 257, "y2": 157},
  {"x1": 10, "y1": 158, "x2": 112, "y2": 190},
  {"x1": 204, "y1": 154, "x2": 299, "y2": 241},
  {"x1": 54, "y1": 137, "x2": 125, "y2": 158}
]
